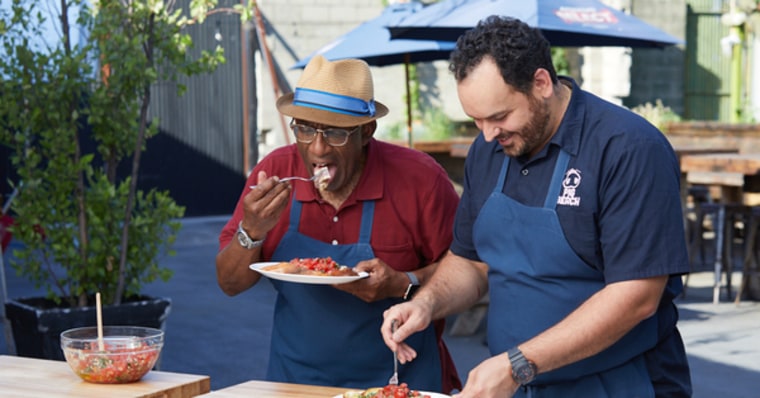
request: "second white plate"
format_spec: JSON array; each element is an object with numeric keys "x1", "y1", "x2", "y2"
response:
[{"x1": 249, "y1": 262, "x2": 368, "y2": 285}]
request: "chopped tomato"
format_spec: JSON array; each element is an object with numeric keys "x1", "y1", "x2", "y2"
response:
[
  {"x1": 289, "y1": 257, "x2": 356, "y2": 276},
  {"x1": 63, "y1": 341, "x2": 160, "y2": 384},
  {"x1": 369, "y1": 383, "x2": 431, "y2": 398}
]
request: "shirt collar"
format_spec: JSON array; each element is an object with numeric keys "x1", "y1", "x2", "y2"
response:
[{"x1": 550, "y1": 76, "x2": 584, "y2": 157}]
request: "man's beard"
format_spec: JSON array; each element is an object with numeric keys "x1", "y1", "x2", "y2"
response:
[{"x1": 502, "y1": 96, "x2": 551, "y2": 158}]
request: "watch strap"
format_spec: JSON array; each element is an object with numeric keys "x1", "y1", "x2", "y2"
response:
[
  {"x1": 508, "y1": 347, "x2": 537, "y2": 385},
  {"x1": 402, "y1": 272, "x2": 420, "y2": 301},
  {"x1": 405, "y1": 271, "x2": 419, "y2": 286}
]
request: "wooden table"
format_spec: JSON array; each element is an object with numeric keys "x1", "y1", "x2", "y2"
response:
[
  {"x1": 0, "y1": 355, "x2": 210, "y2": 397},
  {"x1": 680, "y1": 152, "x2": 760, "y2": 202},
  {"x1": 680, "y1": 153, "x2": 760, "y2": 175},
  {"x1": 199, "y1": 380, "x2": 348, "y2": 397}
]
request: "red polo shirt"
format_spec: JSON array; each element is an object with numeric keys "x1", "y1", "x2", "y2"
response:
[{"x1": 220, "y1": 138, "x2": 459, "y2": 273}]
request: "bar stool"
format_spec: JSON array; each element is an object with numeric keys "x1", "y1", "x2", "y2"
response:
[
  {"x1": 735, "y1": 206, "x2": 760, "y2": 305},
  {"x1": 684, "y1": 185, "x2": 711, "y2": 269},
  {"x1": 683, "y1": 191, "x2": 750, "y2": 303},
  {"x1": 713, "y1": 203, "x2": 752, "y2": 303}
]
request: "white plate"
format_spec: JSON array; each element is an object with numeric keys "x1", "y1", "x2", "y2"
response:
[
  {"x1": 249, "y1": 262, "x2": 369, "y2": 285},
  {"x1": 333, "y1": 391, "x2": 449, "y2": 398}
]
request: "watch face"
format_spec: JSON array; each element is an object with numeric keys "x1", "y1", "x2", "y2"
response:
[
  {"x1": 513, "y1": 363, "x2": 535, "y2": 383},
  {"x1": 509, "y1": 348, "x2": 536, "y2": 385},
  {"x1": 237, "y1": 230, "x2": 252, "y2": 248},
  {"x1": 404, "y1": 284, "x2": 420, "y2": 301}
]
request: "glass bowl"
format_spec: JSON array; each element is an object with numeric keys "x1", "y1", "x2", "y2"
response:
[{"x1": 60, "y1": 325, "x2": 164, "y2": 384}]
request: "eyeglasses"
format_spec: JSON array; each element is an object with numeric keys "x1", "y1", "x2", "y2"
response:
[{"x1": 291, "y1": 122, "x2": 360, "y2": 147}]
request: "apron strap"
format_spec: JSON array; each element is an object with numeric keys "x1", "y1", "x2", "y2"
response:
[
  {"x1": 544, "y1": 150, "x2": 571, "y2": 209},
  {"x1": 357, "y1": 200, "x2": 375, "y2": 244},
  {"x1": 288, "y1": 190, "x2": 303, "y2": 231},
  {"x1": 495, "y1": 155, "x2": 510, "y2": 194}
]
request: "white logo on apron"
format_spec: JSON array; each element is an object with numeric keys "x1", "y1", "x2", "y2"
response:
[{"x1": 557, "y1": 168, "x2": 581, "y2": 207}]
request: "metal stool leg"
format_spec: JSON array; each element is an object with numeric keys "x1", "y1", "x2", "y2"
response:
[
  {"x1": 736, "y1": 208, "x2": 760, "y2": 305},
  {"x1": 713, "y1": 205, "x2": 726, "y2": 304}
]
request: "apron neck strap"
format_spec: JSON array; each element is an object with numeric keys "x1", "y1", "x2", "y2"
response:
[{"x1": 544, "y1": 150, "x2": 570, "y2": 209}]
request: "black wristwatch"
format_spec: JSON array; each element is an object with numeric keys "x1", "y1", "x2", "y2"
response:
[
  {"x1": 236, "y1": 222, "x2": 264, "y2": 250},
  {"x1": 402, "y1": 272, "x2": 420, "y2": 301},
  {"x1": 507, "y1": 347, "x2": 537, "y2": 385}
]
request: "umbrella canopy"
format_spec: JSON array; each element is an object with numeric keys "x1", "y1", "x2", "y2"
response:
[
  {"x1": 387, "y1": 0, "x2": 683, "y2": 48},
  {"x1": 293, "y1": 2, "x2": 455, "y2": 68},
  {"x1": 292, "y1": 2, "x2": 456, "y2": 146}
]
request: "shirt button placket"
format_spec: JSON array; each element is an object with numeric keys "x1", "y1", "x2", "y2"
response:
[{"x1": 331, "y1": 216, "x2": 339, "y2": 244}]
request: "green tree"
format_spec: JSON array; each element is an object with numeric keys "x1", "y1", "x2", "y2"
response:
[{"x1": 0, "y1": 0, "x2": 253, "y2": 307}]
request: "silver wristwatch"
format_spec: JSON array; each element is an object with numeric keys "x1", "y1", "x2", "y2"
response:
[{"x1": 236, "y1": 222, "x2": 264, "y2": 249}]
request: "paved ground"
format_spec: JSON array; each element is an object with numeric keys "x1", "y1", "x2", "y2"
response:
[{"x1": 1, "y1": 216, "x2": 759, "y2": 397}]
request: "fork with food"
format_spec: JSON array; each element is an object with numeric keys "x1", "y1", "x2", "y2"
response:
[{"x1": 249, "y1": 167, "x2": 331, "y2": 190}]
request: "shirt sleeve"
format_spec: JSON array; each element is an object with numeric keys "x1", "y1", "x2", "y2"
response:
[{"x1": 597, "y1": 134, "x2": 690, "y2": 283}]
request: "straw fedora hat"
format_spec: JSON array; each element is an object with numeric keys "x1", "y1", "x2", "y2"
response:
[{"x1": 276, "y1": 55, "x2": 388, "y2": 127}]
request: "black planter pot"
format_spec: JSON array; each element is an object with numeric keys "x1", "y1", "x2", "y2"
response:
[{"x1": 4, "y1": 295, "x2": 171, "y2": 361}]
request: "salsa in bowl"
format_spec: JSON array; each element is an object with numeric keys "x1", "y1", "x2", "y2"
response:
[{"x1": 60, "y1": 325, "x2": 163, "y2": 383}]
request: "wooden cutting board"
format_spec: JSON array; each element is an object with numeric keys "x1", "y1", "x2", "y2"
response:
[
  {"x1": 199, "y1": 380, "x2": 349, "y2": 397},
  {"x1": 0, "y1": 355, "x2": 210, "y2": 397}
]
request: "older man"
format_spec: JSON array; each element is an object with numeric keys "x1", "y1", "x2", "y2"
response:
[{"x1": 216, "y1": 55, "x2": 461, "y2": 393}]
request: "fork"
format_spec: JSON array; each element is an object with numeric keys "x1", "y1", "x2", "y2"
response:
[
  {"x1": 389, "y1": 319, "x2": 399, "y2": 385},
  {"x1": 249, "y1": 169, "x2": 327, "y2": 189},
  {"x1": 249, "y1": 176, "x2": 316, "y2": 190}
]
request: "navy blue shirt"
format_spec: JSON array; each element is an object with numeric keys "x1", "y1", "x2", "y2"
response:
[
  {"x1": 451, "y1": 77, "x2": 692, "y2": 395},
  {"x1": 452, "y1": 77, "x2": 689, "y2": 287}
]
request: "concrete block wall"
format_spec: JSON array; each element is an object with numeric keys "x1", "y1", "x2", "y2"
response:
[
  {"x1": 626, "y1": 0, "x2": 686, "y2": 115},
  {"x1": 579, "y1": 0, "x2": 686, "y2": 111}
]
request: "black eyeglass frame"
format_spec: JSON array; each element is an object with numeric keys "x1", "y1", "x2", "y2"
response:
[{"x1": 290, "y1": 121, "x2": 361, "y2": 147}]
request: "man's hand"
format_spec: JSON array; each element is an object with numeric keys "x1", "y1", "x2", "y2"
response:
[
  {"x1": 240, "y1": 171, "x2": 291, "y2": 237},
  {"x1": 380, "y1": 299, "x2": 434, "y2": 364},
  {"x1": 453, "y1": 353, "x2": 519, "y2": 398},
  {"x1": 332, "y1": 258, "x2": 408, "y2": 302}
]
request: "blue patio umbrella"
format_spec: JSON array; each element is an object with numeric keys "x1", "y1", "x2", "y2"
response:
[
  {"x1": 293, "y1": 2, "x2": 456, "y2": 145},
  {"x1": 387, "y1": 0, "x2": 683, "y2": 48}
]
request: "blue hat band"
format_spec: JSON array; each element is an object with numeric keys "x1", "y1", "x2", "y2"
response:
[{"x1": 293, "y1": 88, "x2": 376, "y2": 117}]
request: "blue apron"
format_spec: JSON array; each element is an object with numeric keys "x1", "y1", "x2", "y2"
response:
[
  {"x1": 472, "y1": 151, "x2": 658, "y2": 397},
  {"x1": 267, "y1": 193, "x2": 442, "y2": 391}
]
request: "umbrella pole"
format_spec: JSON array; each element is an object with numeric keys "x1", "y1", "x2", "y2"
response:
[
  {"x1": 254, "y1": 5, "x2": 290, "y2": 146},
  {"x1": 405, "y1": 54, "x2": 413, "y2": 148}
]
